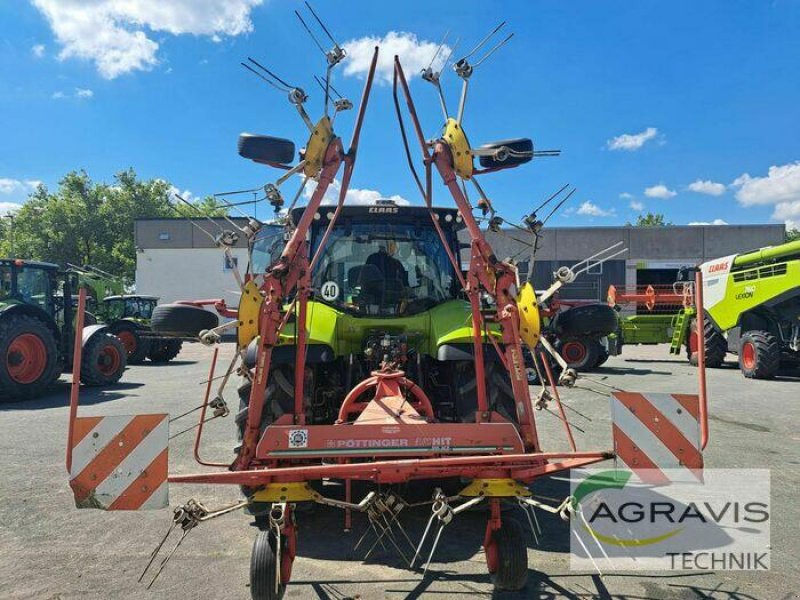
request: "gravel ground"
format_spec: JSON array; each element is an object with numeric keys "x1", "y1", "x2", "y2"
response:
[{"x1": 1, "y1": 342, "x2": 798, "y2": 600}]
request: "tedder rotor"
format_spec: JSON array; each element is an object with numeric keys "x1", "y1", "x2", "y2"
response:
[{"x1": 64, "y1": 10, "x2": 711, "y2": 598}]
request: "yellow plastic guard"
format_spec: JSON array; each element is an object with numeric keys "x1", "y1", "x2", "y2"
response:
[
  {"x1": 459, "y1": 478, "x2": 532, "y2": 498},
  {"x1": 304, "y1": 116, "x2": 334, "y2": 177},
  {"x1": 251, "y1": 482, "x2": 320, "y2": 503},
  {"x1": 516, "y1": 282, "x2": 541, "y2": 349},
  {"x1": 443, "y1": 118, "x2": 473, "y2": 179},
  {"x1": 237, "y1": 280, "x2": 263, "y2": 349}
]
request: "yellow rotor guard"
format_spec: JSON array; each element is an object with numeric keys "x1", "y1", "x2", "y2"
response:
[
  {"x1": 516, "y1": 282, "x2": 541, "y2": 349},
  {"x1": 303, "y1": 116, "x2": 334, "y2": 178},
  {"x1": 459, "y1": 478, "x2": 532, "y2": 498},
  {"x1": 442, "y1": 118, "x2": 473, "y2": 179},
  {"x1": 237, "y1": 280, "x2": 264, "y2": 350},
  {"x1": 250, "y1": 482, "x2": 321, "y2": 503}
]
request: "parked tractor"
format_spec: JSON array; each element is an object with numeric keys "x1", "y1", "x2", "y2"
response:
[
  {"x1": 68, "y1": 265, "x2": 183, "y2": 364},
  {"x1": 0, "y1": 259, "x2": 127, "y2": 401},
  {"x1": 692, "y1": 239, "x2": 800, "y2": 379}
]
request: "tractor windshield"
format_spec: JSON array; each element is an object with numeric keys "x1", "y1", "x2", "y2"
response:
[
  {"x1": 251, "y1": 225, "x2": 285, "y2": 276},
  {"x1": 312, "y1": 223, "x2": 458, "y2": 316}
]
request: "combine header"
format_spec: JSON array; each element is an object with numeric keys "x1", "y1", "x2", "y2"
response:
[{"x1": 64, "y1": 8, "x2": 711, "y2": 598}]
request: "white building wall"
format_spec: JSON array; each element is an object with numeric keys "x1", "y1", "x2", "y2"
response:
[{"x1": 135, "y1": 248, "x2": 249, "y2": 315}]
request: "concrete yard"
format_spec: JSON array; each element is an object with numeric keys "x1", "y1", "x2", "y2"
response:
[{"x1": 1, "y1": 342, "x2": 798, "y2": 600}]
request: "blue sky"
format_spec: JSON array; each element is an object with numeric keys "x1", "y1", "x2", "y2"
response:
[{"x1": 1, "y1": 1, "x2": 799, "y2": 229}]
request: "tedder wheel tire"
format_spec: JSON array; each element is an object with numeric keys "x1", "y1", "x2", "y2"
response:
[
  {"x1": 151, "y1": 304, "x2": 219, "y2": 338},
  {"x1": 0, "y1": 315, "x2": 60, "y2": 402},
  {"x1": 114, "y1": 326, "x2": 150, "y2": 364},
  {"x1": 739, "y1": 331, "x2": 780, "y2": 379},
  {"x1": 147, "y1": 339, "x2": 183, "y2": 363},
  {"x1": 556, "y1": 337, "x2": 599, "y2": 372},
  {"x1": 81, "y1": 333, "x2": 127, "y2": 386},
  {"x1": 239, "y1": 133, "x2": 296, "y2": 165},
  {"x1": 688, "y1": 317, "x2": 727, "y2": 368},
  {"x1": 490, "y1": 517, "x2": 528, "y2": 591},
  {"x1": 250, "y1": 529, "x2": 286, "y2": 600}
]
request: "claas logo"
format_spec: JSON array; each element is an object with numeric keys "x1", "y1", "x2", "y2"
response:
[{"x1": 708, "y1": 261, "x2": 729, "y2": 273}]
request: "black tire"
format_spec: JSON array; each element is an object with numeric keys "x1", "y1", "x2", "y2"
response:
[
  {"x1": 235, "y1": 374, "x2": 294, "y2": 446},
  {"x1": 552, "y1": 304, "x2": 618, "y2": 339},
  {"x1": 595, "y1": 340, "x2": 610, "y2": 367},
  {"x1": 477, "y1": 138, "x2": 533, "y2": 168},
  {"x1": 111, "y1": 325, "x2": 150, "y2": 364},
  {"x1": 81, "y1": 332, "x2": 127, "y2": 386},
  {"x1": 688, "y1": 317, "x2": 727, "y2": 368},
  {"x1": 151, "y1": 304, "x2": 219, "y2": 338},
  {"x1": 524, "y1": 346, "x2": 562, "y2": 385},
  {"x1": 556, "y1": 337, "x2": 600, "y2": 371},
  {"x1": 147, "y1": 339, "x2": 183, "y2": 363},
  {"x1": 250, "y1": 529, "x2": 286, "y2": 600},
  {"x1": 239, "y1": 133, "x2": 296, "y2": 165},
  {"x1": 452, "y1": 361, "x2": 518, "y2": 423},
  {"x1": 0, "y1": 315, "x2": 60, "y2": 402},
  {"x1": 739, "y1": 331, "x2": 780, "y2": 379},
  {"x1": 490, "y1": 518, "x2": 528, "y2": 591}
]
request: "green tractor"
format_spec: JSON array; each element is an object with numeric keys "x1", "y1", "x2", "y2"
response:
[
  {"x1": 0, "y1": 259, "x2": 127, "y2": 401},
  {"x1": 69, "y1": 265, "x2": 183, "y2": 364},
  {"x1": 690, "y1": 239, "x2": 800, "y2": 379}
]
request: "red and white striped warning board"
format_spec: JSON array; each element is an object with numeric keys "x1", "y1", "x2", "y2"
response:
[
  {"x1": 611, "y1": 392, "x2": 703, "y2": 483},
  {"x1": 68, "y1": 414, "x2": 169, "y2": 510}
]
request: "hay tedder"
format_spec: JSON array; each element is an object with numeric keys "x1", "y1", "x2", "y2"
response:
[{"x1": 65, "y1": 10, "x2": 711, "y2": 598}]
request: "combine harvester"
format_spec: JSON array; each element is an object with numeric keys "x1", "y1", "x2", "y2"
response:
[
  {"x1": 609, "y1": 238, "x2": 800, "y2": 379},
  {"x1": 64, "y1": 9, "x2": 712, "y2": 598}
]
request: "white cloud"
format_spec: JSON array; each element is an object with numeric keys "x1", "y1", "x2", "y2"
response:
[
  {"x1": 607, "y1": 127, "x2": 658, "y2": 151},
  {"x1": 167, "y1": 185, "x2": 194, "y2": 204},
  {"x1": 619, "y1": 192, "x2": 634, "y2": 199},
  {"x1": 576, "y1": 201, "x2": 614, "y2": 217},
  {"x1": 0, "y1": 178, "x2": 41, "y2": 196},
  {"x1": 687, "y1": 179, "x2": 726, "y2": 196},
  {"x1": 31, "y1": 0, "x2": 263, "y2": 79},
  {"x1": 629, "y1": 200, "x2": 644, "y2": 211},
  {"x1": 785, "y1": 219, "x2": 798, "y2": 231},
  {"x1": 772, "y1": 200, "x2": 800, "y2": 221},
  {"x1": 31, "y1": 44, "x2": 45, "y2": 58},
  {"x1": 51, "y1": 90, "x2": 65, "y2": 99},
  {"x1": 732, "y1": 162, "x2": 800, "y2": 208},
  {"x1": 0, "y1": 201, "x2": 24, "y2": 215},
  {"x1": 52, "y1": 88, "x2": 94, "y2": 100},
  {"x1": 688, "y1": 219, "x2": 728, "y2": 226},
  {"x1": 343, "y1": 31, "x2": 450, "y2": 85},
  {"x1": 644, "y1": 184, "x2": 676, "y2": 199},
  {"x1": 75, "y1": 87, "x2": 94, "y2": 99},
  {"x1": 304, "y1": 178, "x2": 409, "y2": 206}
]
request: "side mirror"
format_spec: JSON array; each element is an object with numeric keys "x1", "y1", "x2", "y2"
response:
[{"x1": 238, "y1": 133, "x2": 296, "y2": 165}]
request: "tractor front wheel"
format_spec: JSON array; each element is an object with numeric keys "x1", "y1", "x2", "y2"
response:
[
  {"x1": 739, "y1": 331, "x2": 780, "y2": 379},
  {"x1": 0, "y1": 315, "x2": 60, "y2": 401},
  {"x1": 81, "y1": 333, "x2": 127, "y2": 386},
  {"x1": 488, "y1": 517, "x2": 528, "y2": 591},
  {"x1": 114, "y1": 327, "x2": 150, "y2": 364},
  {"x1": 687, "y1": 317, "x2": 727, "y2": 368},
  {"x1": 147, "y1": 339, "x2": 183, "y2": 363}
]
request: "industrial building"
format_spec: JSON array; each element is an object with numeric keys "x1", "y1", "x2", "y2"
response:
[{"x1": 135, "y1": 216, "x2": 785, "y2": 306}]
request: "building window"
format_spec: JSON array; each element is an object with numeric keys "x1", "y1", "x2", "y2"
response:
[
  {"x1": 224, "y1": 255, "x2": 238, "y2": 271},
  {"x1": 158, "y1": 232, "x2": 170, "y2": 241}
]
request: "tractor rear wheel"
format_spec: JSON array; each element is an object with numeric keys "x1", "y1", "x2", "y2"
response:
[
  {"x1": 556, "y1": 337, "x2": 600, "y2": 371},
  {"x1": 250, "y1": 529, "x2": 287, "y2": 600},
  {"x1": 453, "y1": 361, "x2": 517, "y2": 423},
  {"x1": 114, "y1": 326, "x2": 150, "y2": 364},
  {"x1": 0, "y1": 315, "x2": 60, "y2": 401},
  {"x1": 739, "y1": 331, "x2": 780, "y2": 379},
  {"x1": 488, "y1": 517, "x2": 528, "y2": 591},
  {"x1": 81, "y1": 333, "x2": 127, "y2": 386},
  {"x1": 594, "y1": 340, "x2": 610, "y2": 367},
  {"x1": 147, "y1": 339, "x2": 183, "y2": 363},
  {"x1": 687, "y1": 317, "x2": 727, "y2": 368}
]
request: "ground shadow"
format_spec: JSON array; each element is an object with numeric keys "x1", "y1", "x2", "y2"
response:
[
  {"x1": 0, "y1": 381, "x2": 144, "y2": 411},
  {"x1": 592, "y1": 366, "x2": 673, "y2": 376}
]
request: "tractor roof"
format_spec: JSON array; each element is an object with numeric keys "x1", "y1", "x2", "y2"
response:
[
  {"x1": 0, "y1": 258, "x2": 59, "y2": 270},
  {"x1": 290, "y1": 203, "x2": 465, "y2": 230}
]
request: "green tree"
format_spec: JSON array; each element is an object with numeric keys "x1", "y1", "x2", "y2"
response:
[
  {"x1": 787, "y1": 227, "x2": 800, "y2": 242},
  {"x1": 628, "y1": 212, "x2": 672, "y2": 227},
  {"x1": 0, "y1": 169, "x2": 228, "y2": 282}
]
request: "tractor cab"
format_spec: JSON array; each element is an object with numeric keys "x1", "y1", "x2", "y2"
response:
[
  {"x1": 100, "y1": 295, "x2": 159, "y2": 322},
  {"x1": 0, "y1": 259, "x2": 59, "y2": 317}
]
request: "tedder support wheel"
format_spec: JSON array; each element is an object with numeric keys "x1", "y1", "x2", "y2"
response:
[
  {"x1": 0, "y1": 315, "x2": 60, "y2": 402},
  {"x1": 114, "y1": 326, "x2": 150, "y2": 364},
  {"x1": 81, "y1": 333, "x2": 127, "y2": 386},
  {"x1": 150, "y1": 304, "x2": 219, "y2": 338},
  {"x1": 488, "y1": 517, "x2": 528, "y2": 591},
  {"x1": 147, "y1": 339, "x2": 183, "y2": 363},
  {"x1": 250, "y1": 527, "x2": 295, "y2": 600},
  {"x1": 739, "y1": 331, "x2": 780, "y2": 379},
  {"x1": 556, "y1": 337, "x2": 600, "y2": 371},
  {"x1": 687, "y1": 317, "x2": 727, "y2": 368}
]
